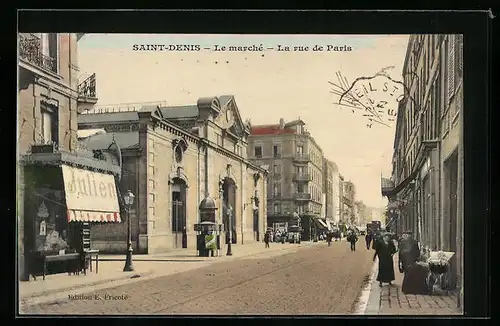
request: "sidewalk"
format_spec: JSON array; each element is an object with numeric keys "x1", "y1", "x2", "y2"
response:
[
  {"x1": 363, "y1": 256, "x2": 462, "y2": 315},
  {"x1": 19, "y1": 241, "x2": 320, "y2": 303}
]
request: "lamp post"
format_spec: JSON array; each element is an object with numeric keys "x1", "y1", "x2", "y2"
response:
[
  {"x1": 226, "y1": 206, "x2": 233, "y2": 256},
  {"x1": 123, "y1": 189, "x2": 135, "y2": 272}
]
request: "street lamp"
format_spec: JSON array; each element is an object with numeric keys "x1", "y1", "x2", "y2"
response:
[
  {"x1": 123, "y1": 189, "x2": 135, "y2": 272},
  {"x1": 226, "y1": 205, "x2": 233, "y2": 256}
]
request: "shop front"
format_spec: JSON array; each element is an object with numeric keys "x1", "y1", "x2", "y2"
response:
[{"x1": 21, "y1": 145, "x2": 121, "y2": 281}]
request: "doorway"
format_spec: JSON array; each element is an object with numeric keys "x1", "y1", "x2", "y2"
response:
[
  {"x1": 253, "y1": 210, "x2": 259, "y2": 241},
  {"x1": 171, "y1": 178, "x2": 187, "y2": 249},
  {"x1": 444, "y1": 150, "x2": 458, "y2": 288},
  {"x1": 222, "y1": 177, "x2": 237, "y2": 244}
]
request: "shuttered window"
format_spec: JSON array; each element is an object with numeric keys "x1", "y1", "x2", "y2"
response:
[{"x1": 447, "y1": 35, "x2": 456, "y2": 102}]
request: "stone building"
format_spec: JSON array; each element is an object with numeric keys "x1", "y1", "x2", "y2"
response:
[
  {"x1": 78, "y1": 95, "x2": 268, "y2": 253},
  {"x1": 322, "y1": 158, "x2": 339, "y2": 226},
  {"x1": 381, "y1": 34, "x2": 463, "y2": 307},
  {"x1": 355, "y1": 201, "x2": 368, "y2": 227},
  {"x1": 342, "y1": 180, "x2": 356, "y2": 225},
  {"x1": 18, "y1": 33, "x2": 120, "y2": 281},
  {"x1": 248, "y1": 118, "x2": 326, "y2": 240},
  {"x1": 338, "y1": 174, "x2": 345, "y2": 225}
]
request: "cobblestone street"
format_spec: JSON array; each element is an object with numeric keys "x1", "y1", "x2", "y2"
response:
[{"x1": 20, "y1": 241, "x2": 374, "y2": 315}]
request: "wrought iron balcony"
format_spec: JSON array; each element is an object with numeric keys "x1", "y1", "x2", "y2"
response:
[
  {"x1": 78, "y1": 73, "x2": 97, "y2": 99},
  {"x1": 293, "y1": 173, "x2": 311, "y2": 182},
  {"x1": 19, "y1": 33, "x2": 57, "y2": 73},
  {"x1": 293, "y1": 153, "x2": 310, "y2": 163},
  {"x1": 293, "y1": 192, "x2": 312, "y2": 200}
]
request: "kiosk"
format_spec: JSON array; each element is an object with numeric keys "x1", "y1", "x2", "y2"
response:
[{"x1": 195, "y1": 196, "x2": 223, "y2": 257}]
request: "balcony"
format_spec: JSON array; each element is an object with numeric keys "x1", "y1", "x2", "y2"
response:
[
  {"x1": 77, "y1": 73, "x2": 98, "y2": 112},
  {"x1": 293, "y1": 173, "x2": 311, "y2": 182},
  {"x1": 19, "y1": 33, "x2": 57, "y2": 74},
  {"x1": 293, "y1": 153, "x2": 310, "y2": 163},
  {"x1": 293, "y1": 192, "x2": 312, "y2": 201}
]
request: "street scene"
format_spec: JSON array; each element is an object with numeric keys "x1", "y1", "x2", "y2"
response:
[{"x1": 17, "y1": 33, "x2": 463, "y2": 316}]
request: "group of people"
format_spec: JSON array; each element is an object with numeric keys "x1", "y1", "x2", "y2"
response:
[{"x1": 369, "y1": 227, "x2": 422, "y2": 290}]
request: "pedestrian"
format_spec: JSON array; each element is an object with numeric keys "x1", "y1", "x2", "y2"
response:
[
  {"x1": 373, "y1": 233, "x2": 397, "y2": 287},
  {"x1": 365, "y1": 231, "x2": 373, "y2": 250},
  {"x1": 327, "y1": 232, "x2": 332, "y2": 247},
  {"x1": 348, "y1": 230, "x2": 358, "y2": 251},
  {"x1": 264, "y1": 231, "x2": 270, "y2": 248},
  {"x1": 398, "y1": 231, "x2": 420, "y2": 273}
]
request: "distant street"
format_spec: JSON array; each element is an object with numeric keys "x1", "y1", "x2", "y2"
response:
[{"x1": 21, "y1": 242, "x2": 374, "y2": 315}]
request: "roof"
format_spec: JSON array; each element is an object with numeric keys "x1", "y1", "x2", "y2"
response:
[
  {"x1": 77, "y1": 128, "x2": 106, "y2": 139},
  {"x1": 79, "y1": 132, "x2": 139, "y2": 150},
  {"x1": 218, "y1": 95, "x2": 233, "y2": 108},
  {"x1": 78, "y1": 112, "x2": 139, "y2": 124},
  {"x1": 250, "y1": 124, "x2": 296, "y2": 136},
  {"x1": 284, "y1": 119, "x2": 305, "y2": 127},
  {"x1": 160, "y1": 105, "x2": 199, "y2": 119}
]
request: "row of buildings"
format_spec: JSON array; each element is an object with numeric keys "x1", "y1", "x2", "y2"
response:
[
  {"x1": 16, "y1": 33, "x2": 373, "y2": 281},
  {"x1": 247, "y1": 118, "x2": 372, "y2": 240},
  {"x1": 17, "y1": 33, "x2": 268, "y2": 281},
  {"x1": 381, "y1": 34, "x2": 463, "y2": 307}
]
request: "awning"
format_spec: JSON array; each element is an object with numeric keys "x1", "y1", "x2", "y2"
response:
[
  {"x1": 312, "y1": 217, "x2": 329, "y2": 230},
  {"x1": 318, "y1": 219, "x2": 328, "y2": 229},
  {"x1": 67, "y1": 210, "x2": 121, "y2": 223},
  {"x1": 62, "y1": 165, "x2": 121, "y2": 223}
]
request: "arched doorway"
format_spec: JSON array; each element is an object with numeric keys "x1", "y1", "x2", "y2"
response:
[
  {"x1": 222, "y1": 177, "x2": 237, "y2": 244},
  {"x1": 171, "y1": 177, "x2": 187, "y2": 248}
]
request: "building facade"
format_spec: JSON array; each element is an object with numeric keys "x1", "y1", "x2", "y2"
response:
[
  {"x1": 342, "y1": 181, "x2": 356, "y2": 225},
  {"x1": 331, "y1": 162, "x2": 341, "y2": 224},
  {"x1": 17, "y1": 33, "x2": 121, "y2": 281},
  {"x1": 248, "y1": 118, "x2": 324, "y2": 240},
  {"x1": 322, "y1": 158, "x2": 336, "y2": 223},
  {"x1": 355, "y1": 201, "x2": 368, "y2": 227},
  {"x1": 382, "y1": 34, "x2": 463, "y2": 307},
  {"x1": 78, "y1": 96, "x2": 268, "y2": 253}
]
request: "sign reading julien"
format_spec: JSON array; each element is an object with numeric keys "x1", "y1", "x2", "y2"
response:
[{"x1": 62, "y1": 165, "x2": 121, "y2": 223}]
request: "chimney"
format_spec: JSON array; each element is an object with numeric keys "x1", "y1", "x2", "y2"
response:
[{"x1": 279, "y1": 118, "x2": 285, "y2": 129}]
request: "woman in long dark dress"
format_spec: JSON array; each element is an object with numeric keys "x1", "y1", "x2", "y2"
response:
[{"x1": 373, "y1": 234, "x2": 397, "y2": 286}]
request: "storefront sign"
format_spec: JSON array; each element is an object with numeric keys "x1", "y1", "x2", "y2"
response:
[{"x1": 62, "y1": 165, "x2": 121, "y2": 222}]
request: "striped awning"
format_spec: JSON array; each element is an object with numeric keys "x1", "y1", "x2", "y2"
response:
[{"x1": 67, "y1": 210, "x2": 121, "y2": 223}]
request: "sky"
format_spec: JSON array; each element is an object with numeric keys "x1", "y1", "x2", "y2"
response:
[{"x1": 77, "y1": 34, "x2": 409, "y2": 208}]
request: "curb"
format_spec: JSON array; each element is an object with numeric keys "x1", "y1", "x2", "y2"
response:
[{"x1": 20, "y1": 243, "x2": 315, "y2": 301}]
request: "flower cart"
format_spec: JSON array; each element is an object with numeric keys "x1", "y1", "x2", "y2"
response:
[{"x1": 426, "y1": 251, "x2": 455, "y2": 295}]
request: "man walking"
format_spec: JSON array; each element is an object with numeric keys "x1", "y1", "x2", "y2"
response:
[
  {"x1": 264, "y1": 231, "x2": 270, "y2": 248},
  {"x1": 347, "y1": 230, "x2": 358, "y2": 251},
  {"x1": 365, "y1": 231, "x2": 373, "y2": 250}
]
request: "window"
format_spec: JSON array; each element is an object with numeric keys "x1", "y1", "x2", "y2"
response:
[
  {"x1": 296, "y1": 145, "x2": 303, "y2": 155},
  {"x1": 273, "y1": 144, "x2": 281, "y2": 158},
  {"x1": 254, "y1": 145, "x2": 262, "y2": 158},
  {"x1": 297, "y1": 125, "x2": 303, "y2": 134},
  {"x1": 447, "y1": 35, "x2": 456, "y2": 102},
  {"x1": 40, "y1": 33, "x2": 59, "y2": 73},
  {"x1": 274, "y1": 203, "x2": 280, "y2": 214},
  {"x1": 273, "y1": 164, "x2": 281, "y2": 178},
  {"x1": 273, "y1": 183, "x2": 280, "y2": 197},
  {"x1": 216, "y1": 133, "x2": 223, "y2": 147},
  {"x1": 41, "y1": 105, "x2": 58, "y2": 144}
]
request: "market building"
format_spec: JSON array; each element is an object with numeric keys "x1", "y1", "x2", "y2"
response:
[
  {"x1": 77, "y1": 95, "x2": 268, "y2": 253},
  {"x1": 247, "y1": 118, "x2": 327, "y2": 241},
  {"x1": 18, "y1": 33, "x2": 121, "y2": 281},
  {"x1": 381, "y1": 34, "x2": 463, "y2": 307}
]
